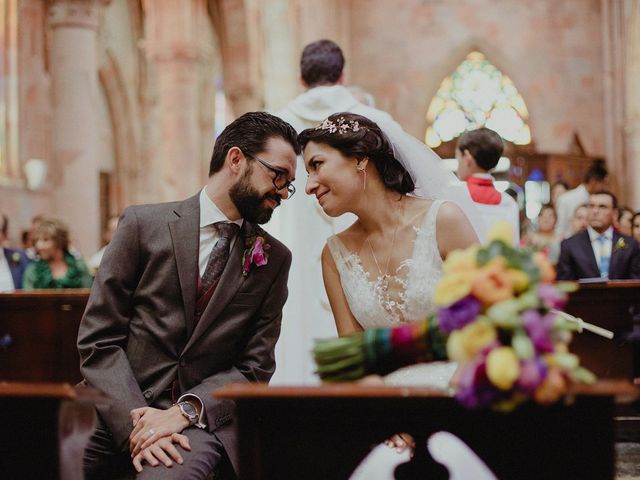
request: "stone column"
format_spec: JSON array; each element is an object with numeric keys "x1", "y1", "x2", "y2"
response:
[
  {"x1": 48, "y1": 0, "x2": 106, "y2": 256},
  {"x1": 142, "y1": 0, "x2": 208, "y2": 202},
  {"x1": 626, "y1": 0, "x2": 640, "y2": 208}
]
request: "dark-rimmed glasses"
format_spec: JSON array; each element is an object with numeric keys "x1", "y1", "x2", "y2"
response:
[{"x1": 245, "y1": 153, "x2": 296, "y2": 198}]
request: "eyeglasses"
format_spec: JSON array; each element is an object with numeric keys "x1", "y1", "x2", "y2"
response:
[{"x1": 245, "y1": 153, "x2": 296, "y2": 198}]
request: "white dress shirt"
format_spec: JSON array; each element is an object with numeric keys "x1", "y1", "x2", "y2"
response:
[
  {"x1": 587, "y1": 226, "x2": 613, "y2": 275},
  {"x1": 0, "y1": 249, "x2": 16, "y2": 292},
  {"x1": 198, "y1": 187, "x2": 243, "y2": 276}
]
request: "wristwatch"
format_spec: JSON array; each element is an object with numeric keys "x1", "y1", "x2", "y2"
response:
[{"x1": 177, "y1": 401, "x2": 200, "y2": 426}]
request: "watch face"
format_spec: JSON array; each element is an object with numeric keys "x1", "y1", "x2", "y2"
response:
[{"x1": 180, "y1": 402, "x2": 197, "y2": 418}]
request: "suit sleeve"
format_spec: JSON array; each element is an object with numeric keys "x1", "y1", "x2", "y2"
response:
[
  {"x1": 77, "y1": 207, "x2": 147, "y2": 448},
  {"x1": 630, "y1": 239, "x2": 640, "y2": 279},
  {"x1": 555, "y1": 239, "x2": 576, "y2": 281},
  {"x1": 184, "y1": 247, "x2": 292, "y2": 432}
]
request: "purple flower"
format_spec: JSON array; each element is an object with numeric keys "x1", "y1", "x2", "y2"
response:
[
  {"x1": 242, "y1": 235, "x2": 270, "y2": 276},
  {"x1": 438, "y1": 296, "x2": 481, "y2": 333},
  {"x1": 523, "y1": 310, "x2": 555, "y2": 353},
  {"x1": 455, "y1": 356, "x2": 502, "y2": 409},
  {"x1": 516, "y1": 358, "x2": 547, "y2": 393},
  {"x1": 538, "y1": 284, "x2": 567, "y2": 310}
]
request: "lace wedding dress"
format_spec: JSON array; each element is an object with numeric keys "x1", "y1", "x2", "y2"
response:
[{"x1": 327, "y1": 199, "x2": 496, "y2": 480}]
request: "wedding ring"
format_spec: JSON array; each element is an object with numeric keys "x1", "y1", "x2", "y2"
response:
[{"x1": 145, "y1": 428, "x2": 155, "y2": 438}]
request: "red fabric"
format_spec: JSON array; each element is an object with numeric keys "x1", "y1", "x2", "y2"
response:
[{"x1": 466, "y1": 176, "x2": 501, "y2": 205}]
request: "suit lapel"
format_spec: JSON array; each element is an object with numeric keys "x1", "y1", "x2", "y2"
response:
[
  {"x1": 609, "y1": 231, "x2": 622, "y2": 278},
  {"x1": 168, "y1": 195, "x2": 200, "y2": 337},
  {"x1": 183, "y1": 220, "x2": 251, "y2": 352},
  {"x1": 4, "y1": 248, "x2": 21, "y2": 287}
]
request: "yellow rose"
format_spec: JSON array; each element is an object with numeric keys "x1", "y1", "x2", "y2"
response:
[
  {"x1": 471, "y1": 259, "x2": 514, "y2": 306},
  {"x1": 433, "y1": 270, "x2": 476, "y2": 306},
  {"x1": 486, "y1": 347, "x2": 520, "y2": 390},
  {"x1": 486, "y1": 220, "x2": 514, "y2": 246},
  {"x1": 442, "y1": 245, "x2": 480, "y2": 274},
  {"x1": 446, "y1": 319, "x2": 497, "y2": 362},
  {"x1": 506, "y1": 269, "x2": 530, "y2": 293}
]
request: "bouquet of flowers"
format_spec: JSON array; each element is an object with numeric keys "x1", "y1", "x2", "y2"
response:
[{"x1": 313, "y1": 221, "x2": 595, "y2": 411}]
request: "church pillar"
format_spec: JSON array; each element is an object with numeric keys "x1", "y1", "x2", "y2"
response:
[
  {"x1": 626, "y1": 0, "x2": 640, "y2": 208},
  {"x1": 601, "y1": 0, "x2": 627, "y2": 203},
  {"x1": 142, "y1": 0, "x2": 208, "y2": 202},
  {"x1": 47, "y1": 0, "x2": 107, "y2": 256}
]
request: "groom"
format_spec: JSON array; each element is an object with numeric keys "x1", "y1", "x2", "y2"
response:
[{"x1": 78, "y1": 112, "x2": 299, "y2": 479}]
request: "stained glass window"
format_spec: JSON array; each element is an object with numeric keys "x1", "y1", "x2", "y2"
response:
[{"x1": 425, "y1": 51, "x2": 531, "y2": 148}]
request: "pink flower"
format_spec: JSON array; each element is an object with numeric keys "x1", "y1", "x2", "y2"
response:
[{"x1": 242, "y1": 234, "x2": 270, "y2": 276}]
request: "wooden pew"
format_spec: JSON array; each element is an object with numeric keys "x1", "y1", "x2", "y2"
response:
[
  {"x1": 0, "y1": 290, "x2": 90, "y2": 383},
  {"x1": 215, "y1": 381, "x2": 637, "y2": 480},
  {"x1": 0, "y1": 382, "x2": 107, "y2": 480},
  {"x1": 565, "y1": 280, "x2": 640, "y2": 380}
]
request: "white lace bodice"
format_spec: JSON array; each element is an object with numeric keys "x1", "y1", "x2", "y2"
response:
[{"x1": 327, "y1": 200, "x2": 444, "y2": 329}]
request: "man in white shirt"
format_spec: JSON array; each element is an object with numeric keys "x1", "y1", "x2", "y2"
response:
[
  {"x1": 556, "y1": 191, "x2": 640, "y2": 280},
  {"x1": 455, "y1": 128, "x2": 520, "y2": 246},
  {"x1": 0, "y1": 214, "x2": 30, "y2": 291},
  {"x1": 555, "y1": 160, "x2": 608, "y2": 238}
]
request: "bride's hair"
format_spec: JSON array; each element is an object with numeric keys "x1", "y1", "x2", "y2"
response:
[{"x1": 298, "y1": 113, "x2": 415, "y2": 194}]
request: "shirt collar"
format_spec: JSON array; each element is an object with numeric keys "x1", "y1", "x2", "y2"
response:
[
  {"x1": 199, "y1": 187, "x2": 243, "y2": 229},
  {"x1": 587, "y1": 226, "x2": 613, "y2": 242}
]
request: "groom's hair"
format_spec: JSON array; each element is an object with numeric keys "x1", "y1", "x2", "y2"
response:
[
  {"x1": 299, "y1": 113, "x2": 415, "y2": 195},
  {"x1": 456, "y1": 128, "x2": 504, "y2": 171},
  {"x1": 209, "y1": 112, "x2": 300, "y2": 176},
  {"x1": 300, "y1": 40, "x2": 344, "y2": 87}
]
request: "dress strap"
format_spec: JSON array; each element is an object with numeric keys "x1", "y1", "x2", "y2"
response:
[{"x1": 326, "y1": 235, "x2": 357, "y2": 272}]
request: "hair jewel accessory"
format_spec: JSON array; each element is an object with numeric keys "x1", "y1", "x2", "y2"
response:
[{"x1": 317, "y1": 117, "x2": 361, "y2": 134}]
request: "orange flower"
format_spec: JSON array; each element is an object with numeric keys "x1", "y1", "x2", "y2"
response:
[
  {"x1": 533, "y1": 367, "x2": 566, "y2": 404},
  {"x1": 471, "y1": 259, "x2": 514, "y2": 306}
]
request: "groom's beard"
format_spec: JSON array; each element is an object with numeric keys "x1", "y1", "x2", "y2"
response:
[{"x1": 229, "y1": 170, "x2": 280, "y2": 224}]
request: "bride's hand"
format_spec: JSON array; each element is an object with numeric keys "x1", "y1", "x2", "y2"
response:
[
  {"x1": 384, "y1": 433, "x2": 415, "y2": 453},
  {"x1": 357, "y1": 374, "x2": 385, "y2": 386}
]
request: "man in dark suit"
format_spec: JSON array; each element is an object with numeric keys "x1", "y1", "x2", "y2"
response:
[
  {"x1": 78, "y1": 112, "x2": 300, "y2": 479},
  {"x1": 556, "y1": 190, "x2": 640, "y2": 280},
  {"x1": 0, "y1": 214, "x2": 31, "y2": 291}
]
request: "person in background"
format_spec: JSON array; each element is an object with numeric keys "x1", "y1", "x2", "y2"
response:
[
  {"x1": 521, "y1": 205, "x2": 561, "y2": 264},
  {"x1": 556, "y1": 191, "x2": 640, "y2": 280},
  {"x1": 570, "y1": 204, "x2": 589, "y2": 235},
  {"x1": 0, "y1": 213, "x2": 31, "y2": 292},
  {"x1": 555, "y1": 160, "x2": 608, "y2": 238},
  {"x1": 22, "y1": 218, "x2": 93, "y2": 289},
  {"x1": 88, "y1": 215, "x2": 119, "y2": 274},
  {"x1": 455, "y1": 127, "x2": 520, "y2": 245},
  {"x1": 615, "y1": 206, "x2": 634, "y2": 237},
  {"x1": 550, "y1": 180, "x2": 569, "y2": 207},
  {"x1": 632, "y1": 212, "x2": 640, "y2": 244}
]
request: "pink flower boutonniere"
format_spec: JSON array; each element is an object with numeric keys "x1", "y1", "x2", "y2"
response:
[
  {"x1": 242, "y1": 229, "x2": 270, "y2": 277},
  {"x1": 613, "y1": 238, "x2": 627, "y2": 253}
]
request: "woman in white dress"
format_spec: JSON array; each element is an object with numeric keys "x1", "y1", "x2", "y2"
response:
[{"x1": 299, "y1": 113, "x2": 497, "y2": 479}]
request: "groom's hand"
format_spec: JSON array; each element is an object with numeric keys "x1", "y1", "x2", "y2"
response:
[
  {"x1": 129, "y1": 406, "x2": 190, "y2": 457},
  {"x1": 132, "y1": 432, "x2": 191, "y2": 472}
]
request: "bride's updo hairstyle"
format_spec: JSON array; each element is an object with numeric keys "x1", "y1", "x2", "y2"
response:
[{"x1": 299, "y1": 112, "x2": 415, "y2": 194}]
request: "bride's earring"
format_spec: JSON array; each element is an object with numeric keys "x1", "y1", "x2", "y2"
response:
[{"x1": 357, "y1": 165, "x2": 367, "y2": 191}]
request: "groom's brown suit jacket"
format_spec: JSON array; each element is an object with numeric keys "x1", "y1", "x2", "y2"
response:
[{"x1": 77, "y1": 193, "x2": 291, "y2": 473}]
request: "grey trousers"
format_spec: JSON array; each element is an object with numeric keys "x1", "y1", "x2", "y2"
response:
[{"x1": 83, "y1": 416, "x2": 233, "y2": 480}]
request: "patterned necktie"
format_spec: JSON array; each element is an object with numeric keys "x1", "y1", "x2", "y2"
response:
[
  {"x1": 201, "y1": 222, "x2": 240, "y2": 292},
  {"x1": 597, "y1": 234, "x2": 610, "y2": 278}
]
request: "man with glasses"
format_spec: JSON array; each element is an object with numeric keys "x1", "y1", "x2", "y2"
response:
[
  {"x1": 557, "y1": 190, "x2": 640, "y2": 280},
  {"x1": 78, "y1": 112, "x2": 300, "y2": 479}
]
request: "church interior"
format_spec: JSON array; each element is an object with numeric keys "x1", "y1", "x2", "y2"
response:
[{"x1": 2, "y1": 0, "x2": 640, "y2": 478}]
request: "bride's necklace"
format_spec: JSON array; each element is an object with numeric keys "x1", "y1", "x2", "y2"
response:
[{"x1": 365, "y1": 201, "x2": 403, "y2": 292}]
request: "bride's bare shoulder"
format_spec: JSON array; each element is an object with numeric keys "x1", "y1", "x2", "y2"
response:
[{"x1": 335, "y1": 222, "x2": 365, "y2": 250}]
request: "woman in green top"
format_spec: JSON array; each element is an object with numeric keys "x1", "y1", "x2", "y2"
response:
[{"x1": 22, "y1": 218, "x2": 93, "y2": 289}]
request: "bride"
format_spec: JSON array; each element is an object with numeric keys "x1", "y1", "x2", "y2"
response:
[{"x1": 299, "y1": 113, "x2": 497, "y2": 479}]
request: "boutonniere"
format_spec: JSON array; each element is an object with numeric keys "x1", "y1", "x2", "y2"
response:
[
  {"x1": 613, "y1": 237, "x2": 627, "y2": 253},
  {"x1": 242, "y1": 228, "x2": 270, "y2": 276},
  {"x1": 10, "y1": 252, "x2": 21, "y2": 265}
]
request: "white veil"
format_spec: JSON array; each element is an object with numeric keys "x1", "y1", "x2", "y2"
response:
[{"x1": 379, "y1": 119, "x2": 488, "y2": 240}]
